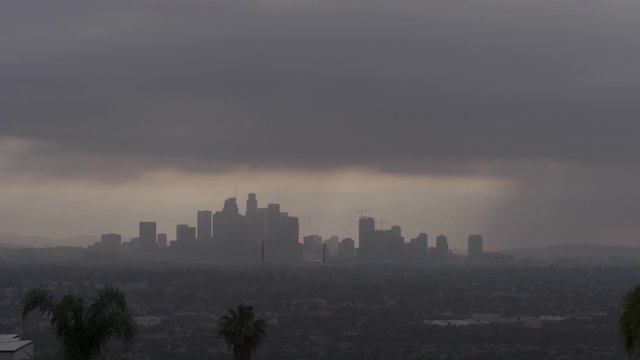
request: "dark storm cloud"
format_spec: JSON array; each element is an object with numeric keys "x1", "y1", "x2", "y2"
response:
[
  {"x1": 3, "y1": 0, "x2": 640, "y2": 247},
  {"x1": 2, "y1": 0, "x2": 640, "y2": 177}
]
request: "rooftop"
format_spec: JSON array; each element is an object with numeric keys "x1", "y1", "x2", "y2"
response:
[{"x1": 0, "y1": 335, "x2": 32, "y2": 353}]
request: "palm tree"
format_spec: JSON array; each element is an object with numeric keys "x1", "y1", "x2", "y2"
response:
[
  {"x1": 620, "y1": 285, "x2": 640, "y2": 359},
  {"x1": 218, "y1": 304, "x2": 267, "y2": 360},
  {"x1": 22, "y1": 285, "x2": 136, "y2": 360}
]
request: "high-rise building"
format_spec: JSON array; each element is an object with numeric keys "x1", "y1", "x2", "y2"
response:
[
  {"x1": 408, "y1": 233, "x2": 428, "y2": 262},
  {"x1": 358, "y1": 217, "x2": 375, "y2": 259},
  {"x1": 280, "y1": 215, "x2": 299, "y2": 255},
  {"x1": 435, "y1": 234, "x2": 449, "y2": 261},
  {"x1": 324, "y1": 235, "x2": 339, "y2": 257},
  {"x1": 139, "y1": 222, "x2": 157, "y2": 252},
  {"x1": 375, "y1": 227, "x2": 404, "y2": 261},
  {"x1": 266, "y1": 203, "x2": 281, "y2": 243},
  {"x1": 213, "y1": 197, "x2": 245, "y2": 259},
  {"x1": 209, "y1": 194, "x2": 300, "y2": 263},
  {"x1": 176, "y1": 224, "x2": 196, "y2": 252},
  {"x1": 101, "y1": 233, "x2": 121, "y2": 252},
  {"x1": 468, "y1": 234, "x2": 484, "y2": 259},
  {"x1": 338, "y1": 238, "x2": 355, "y2": 258},
  {"x1": 223, "y1": 197, "x2": 239, "y2": 216},
  {"x1": 303, "y1": 235, "x2": 323, "y2": 260},
  {"x1": 176, "y1": 224, "x2": 195, "y2": 242},
  {"x1": 197, "y1": 210, "x2": 212, "y2": 241},
  {"x1": 157, "y1": 233, "x2": 168, "y2": 248},
  {"x1": 390, "y1": 225, "x2": 401, "y2": 237},
  {"x1": 246, "y1": 193, "x2": 258, "y2": 216}
]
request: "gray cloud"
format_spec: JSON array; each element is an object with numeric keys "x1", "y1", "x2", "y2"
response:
[{"x1": 2, "y1": 0, "x2": 640, "y2": 177}]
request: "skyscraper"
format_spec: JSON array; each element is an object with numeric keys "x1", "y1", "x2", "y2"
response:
[
  {"x1": 139, "y1": 222, "x2": 157, "y2": 252},
  {"x1": 266, "y1": 203, "x2": 281, "y2": 243},
  {"x1": 303, "y1": 235, "x2": 323, "y2": 260},
  {"x1": 468, "y1": 234, "x2": 484, "y2": 259},
  {"x1": 101, "y1": 233, "x2": 121, "y2": 252},
  {"x1": 435, "y1": 234, "x2": 449, "y2": 261},
  {"x1": 408, "y1": 233, "x2": 428, "y2": 262},
  {"x1": 157, "y1": 233, "x2": 168, "y2": 248},
  {"x1": 212, "y1": 197, "x2": 243, "y2": 257},
  {"x1": 324, "y1": 235, "x2": 339, "y2": 257},
  {"x1": 246, "y1": 193, "x2": 258, "y2": 216},
  {"x1": 176, "y1": 224, "x2": 190, "y2": 243},
  {"x1": 197, "y1": 210, "x2": 212, "y2": 241},
  {"x1": 338, "y1": 238, "x2": 355, "y2": 258},
  {"x1": 358, "y1": 217, "x2": 375, "y2": 259},
  {"x1": 223, "y1": 197, "x2": 239, "y2": 216}
]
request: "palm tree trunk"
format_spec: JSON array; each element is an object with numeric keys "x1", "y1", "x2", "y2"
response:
[{"x1": 233, "y1": 345, "x2": 243, "y2": 360}]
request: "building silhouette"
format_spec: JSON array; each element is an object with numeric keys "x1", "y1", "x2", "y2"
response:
[
  {"x1": 139, "y1": 222, "x2": 157, "y2": 252},
  {"x1": 96, "y1": 233, "x2": 121, "y2": 254},
  {"x1": 303, "y1": 235, "x2": 323, "y2": 261},
  {"x1": 211, "y1": 194, "x2": 300, "y2": 262},
  {"x1": 157, "y1": 233, "x2": 168, "y2": 248},
  {"x1": 197, "y1": 210, "x2": 212, "y2": 242},
  {"x1": 338, "y1": 238, "x2": 355, "y2": 258},
  {"x1": 435, "y1": 234, "x2": 449, "y2": 261},
  {"x1": 408, "y1": 233, "x2": 428, "y2": 262},
  {"x1": 324, "y1": 235, "x2": 339, "y2": 258},
  {"x1": 358, "y1": 217, "x2": 375, "y2": 259},
  {"x1": 373, "y1": 225, "x2": 404, "y2": 261},
  {"x1": 246, "y1": 193, "x2": 258, "y2": 216}
]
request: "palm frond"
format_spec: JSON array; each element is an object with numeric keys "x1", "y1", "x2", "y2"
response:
[
  {"x1": 218, "y1": 304, "x2": 267, "y2": 356},
  {"x1": 619, "y1": 285, "x2": 640, "y2": 358},
  {"x1": 22, "y1": 285, "x2": 136, "y2": 360},
  {"x1": 85, "y1": 286, "x2": 137, "y2": 357},
  {"x1": 22, "y1": 288, "x2": 58, "y2": 322}
]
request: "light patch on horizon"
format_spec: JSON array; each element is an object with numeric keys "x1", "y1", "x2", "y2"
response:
[{"x1": 0, "y1": 167, "x2": 513, "y2": 250}]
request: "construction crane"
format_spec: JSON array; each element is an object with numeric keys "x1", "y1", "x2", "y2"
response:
[
  {"x1": 357, "y1": 210, "x2": 371, "y2": 219},
  {"x1": 378, "y1": 220, "x2": 389, "y2": 230}
]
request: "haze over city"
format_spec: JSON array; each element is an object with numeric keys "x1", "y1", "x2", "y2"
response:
[{"x1": 2, "y1": 0, "x2": 640, "y2": 250}]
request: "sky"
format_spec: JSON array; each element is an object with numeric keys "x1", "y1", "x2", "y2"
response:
[{"x1": 2, "y1": 0, "x2": 640, "y2": 250}]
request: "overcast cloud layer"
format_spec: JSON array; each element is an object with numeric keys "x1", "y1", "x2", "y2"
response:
[{"x1": 2, "y1": 0, "x2": 640, "y2": 248}]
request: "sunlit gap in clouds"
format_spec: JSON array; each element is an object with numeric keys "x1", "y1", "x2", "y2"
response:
[{"x1": 0, "y1": 166, "x2": 514, "y2": 249}]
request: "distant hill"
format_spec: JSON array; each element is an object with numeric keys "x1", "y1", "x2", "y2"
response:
[
  {"x1": 502, "y1": 243, "x2": 640, "y2": 264},
  {"x1": 0, "y1": 232, "x2": 99, "y2": 248}
]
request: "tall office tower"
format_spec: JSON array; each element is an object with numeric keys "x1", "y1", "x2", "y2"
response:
[
  {"x1": 223, "y1": 197, "x2": 239, "y2": 216},
  {"x1": 386, "y1": 232, "x2": 405, "y2": 261},
  {"x1": 246, "y1": 193, "x2": 258, "y2": 216},
  {"x1": 338, "y1": 238, "x2": 355, "y2": 258},
  {"x1": 468, "y1": 234, "x2": 484, "y2": 259},
  {"x1": 212, "y1": 197, "x2": 243, "y2": 255},
  {"x1": 157, "y1": 233, "x2": 168, "y2": 248},
  {"x1": 244, "y1": 194, "x2": 264, "y2": 251},
  {"x1": 390, "y1": 225, "x2": 402, "y2": 237},
  {"x1": 101, "y1": 233, "x2": 122, "y2": 252},
  {"x1": 197, "y1": 210, "x2": 212, "y2": 241},
  {"x1": 139, "y1": 222, "x2": 157, "y2": 252},
  {"x1": 266, "y1": 203, "x2": 281, "y2": 243},
  {"x1": 303, "y1": 235, "x2": 323, "y2": 260},
  {"x1": 280, "y1": 215, "x2": 299, "y2": 255},
  {"x1": 176, "y1": 224, "x2": 191, "y2": 242},
  {"x1": 358, "y1": 217, "x2": 375, "y2": 259},
  {"x1": 324, "y1": 235, "x2": 339, "y2": 257},
  {"x1": 408, "y1": 233, "x2": 428, "y2": 262},
  {"x1": 435, "y1": 234, "x2": 449, "y2": 260},
  {"x1": 176, "y1": 224, "x2": 196, "y2": 252},
  {"x1": 187, "y1": 226, "x2": 196, "y2": 242}
]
